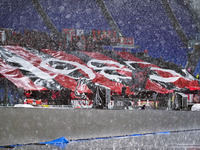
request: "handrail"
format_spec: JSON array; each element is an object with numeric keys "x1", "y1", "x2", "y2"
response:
[{"x1": 31, "y1": 0, "x2": 61, "y2": 38}]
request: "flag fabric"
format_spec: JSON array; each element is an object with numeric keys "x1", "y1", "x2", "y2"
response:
[{"x1": 0, "y1": 45, "x2": 199, "y2": 94}]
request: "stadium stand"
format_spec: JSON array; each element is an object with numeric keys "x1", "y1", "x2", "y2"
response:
[{"x1": 0, "y1": 0, "x2": 199, "y2": 74}]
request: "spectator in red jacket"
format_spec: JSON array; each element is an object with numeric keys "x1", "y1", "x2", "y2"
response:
[{"x1": 24, "y1": 90, "x2": 32, "y2": 98}]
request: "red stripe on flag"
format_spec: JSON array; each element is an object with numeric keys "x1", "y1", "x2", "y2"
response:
[
  {"x1": 0, "y1": 57, "x2": 46, "y2": 91},
  {"x1": 5, "y1": 46, "x2": 77, "y2": 91}
]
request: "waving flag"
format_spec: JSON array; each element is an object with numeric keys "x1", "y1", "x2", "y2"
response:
[{"x1": 0, "y1": 45, "x2": 199, "y2": 95}]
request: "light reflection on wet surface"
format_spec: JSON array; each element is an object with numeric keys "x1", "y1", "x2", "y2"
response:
[{"x1": 11, "y1": 130, "x2": 200, "y2": 150}]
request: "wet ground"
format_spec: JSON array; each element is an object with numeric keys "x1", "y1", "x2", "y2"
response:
[{"x1": 8, "y1": 130, "x2": 200, "y2": 150}]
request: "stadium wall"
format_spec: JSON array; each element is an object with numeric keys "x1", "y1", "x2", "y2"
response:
[{"x1": 0, "y1": 107, "x2": 200, "y2": 146}]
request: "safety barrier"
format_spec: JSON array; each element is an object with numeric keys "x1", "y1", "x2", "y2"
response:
[{"x1": 0, "y1": 107, "x2": 200, "y2": 147}]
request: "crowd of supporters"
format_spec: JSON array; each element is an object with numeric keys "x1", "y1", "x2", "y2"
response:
[
  {"x1": 24, "y1": 89, "x2": 72, "y2": 106},
  {"x1": 0, "y1": 76, "x2": 72, "y2": 106},
  {"x1": 0, "y1": 28, "x2": 199, "y2": 109},
  {"x1": 0, "y1": 29, "x2": 112, "y2": 52},
  {"x1": 1, "y1": 29, "x2": 68, "y2": 51}
]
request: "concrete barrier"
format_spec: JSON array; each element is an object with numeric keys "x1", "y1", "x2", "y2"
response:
[{"x1": 0, "y1": 107, "x2": 200, "y2": 146}]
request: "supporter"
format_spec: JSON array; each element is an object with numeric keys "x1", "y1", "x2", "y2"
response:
[
  {"x1": 46, "y1": 90, "x2": 53, "y2": 105},
  {"x1": 66, "y1": 89, "x2": 72, "y2": 105},
  {"x1": 67, "y1": 39, "x2": 78, "y2": 51},
  {"x1": 40, "y1": 90, "x2": 48, "y2": 104},
  {"x1": 86, "y1": 36, "x2": 94, "y2": 51},
  {"x1": 46, "y1": 41, "x2": 52, "y2": 49},
  {"x1": 102, "y1": 36, "x2": 111, "y2": 45},
  {"x1": 196, "y1": 73, "x2": 199, "y2": 79},
  {"x1": 13, "y1": 87, "x2": 20, "y2": 104},
  {"x1": 0, "y1": 87, "x2": 4, "y2": 103},
  {"x1": 70, "y1": 91, "x2": 76, "y2": 100},
  {"x1": 147, "y1": 93, "x2": 151, "y2": 99},
  {"x1": 24, "y1": 90, "x2": 32, "y2": 98},
  {"x1": 152, "y1": 92, "x2": 158, "y2": 108},
  {"x1": 51, "y1": 90, "x2": 60, "y2": 105},
  {"x1": 121, "y1": 86, "x2": 127, "y2": 97},
  {"x1": 8, "y1": 88, "x2": 15, "y2": 105},
  {"x1": 76, "y1": 37, "x2": 85, "y2": 50},
  {"x1": 50, "y1": 40, "x2": 58, "y2": 51},
  {"x1": 60, "y1": 88, "x2": 71, "y2": 105},
  {"x1": 4, "y1": 29, "x2": 62, "y2": 51},
  {"x1": 57, "y1": 39, "x2": 66, "y2": 51},
  {"x1": 144, "y1": 49, "x2": 149, "y2": 57},
  {"x1": 61, "y1": 39, "x2": 67, "y2": 51}
]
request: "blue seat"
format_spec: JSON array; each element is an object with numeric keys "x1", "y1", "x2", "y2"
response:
[{"x1": 0, "y1": 0, "x2": 199, "y2": 74}]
